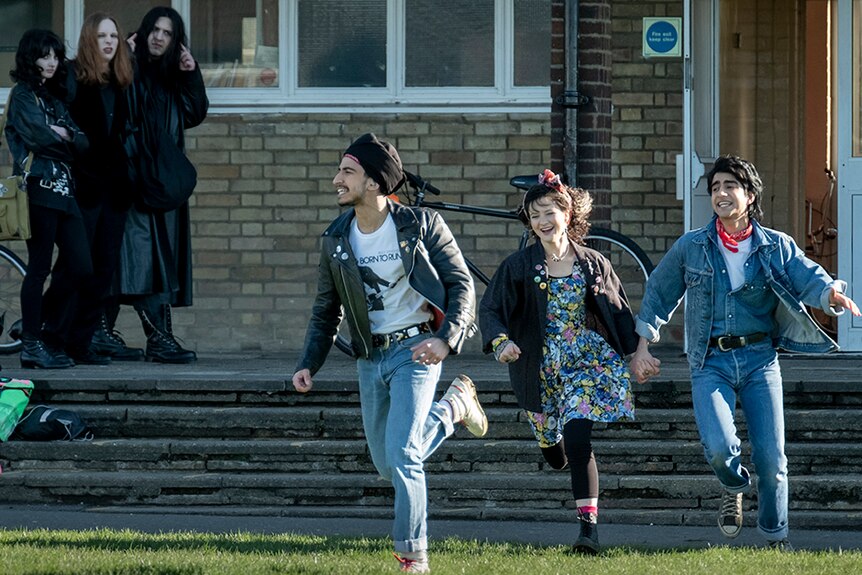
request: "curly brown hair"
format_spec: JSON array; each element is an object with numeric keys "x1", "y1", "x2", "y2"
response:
[{"x1": 520, "y1": 182, "x2": 592, "y2": 244}]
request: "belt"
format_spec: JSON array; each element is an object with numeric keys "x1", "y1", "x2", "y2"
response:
[
  {"x1": 709, "y1": 332, "x2": 768, "y2": 352},
  {"x1": 371, "y1": 323, "x2": 432, "y2": 350}
]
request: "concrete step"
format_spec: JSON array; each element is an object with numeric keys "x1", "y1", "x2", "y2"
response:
[
  {"x1": 3, "y1": 438, "x2": 862, "y2": 475},
  {"x1": 1, "y1": 470, "x2": 860, "y2": 528},
  {"x1": 18, "y1": 404, "x2": 862, "y2": 442}
]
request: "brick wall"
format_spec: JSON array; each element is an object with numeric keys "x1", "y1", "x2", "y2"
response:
[{"x1": 137, "y1": 113, "x2": 551, "y2": 353}]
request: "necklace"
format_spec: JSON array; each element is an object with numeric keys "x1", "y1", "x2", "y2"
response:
[{"x1": 549, "y1": 242, "x2": 569, "y2": 262}]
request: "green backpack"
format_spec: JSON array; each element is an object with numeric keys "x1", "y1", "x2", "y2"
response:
[{"x1": 0, "y1": 377, "x2": 34, "y2": 441}]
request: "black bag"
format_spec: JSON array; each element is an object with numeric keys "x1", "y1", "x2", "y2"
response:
[
  {"x1": 12, "y1": 405, "x2": 93, "y2": 441},
  {"x1": 126, "y1": 88, "x2": 197, "y2": 213}
]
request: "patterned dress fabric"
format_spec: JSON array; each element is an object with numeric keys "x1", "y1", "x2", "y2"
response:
[{"x1": 526, "y1": 262, "x2": 635, "y2": 447}]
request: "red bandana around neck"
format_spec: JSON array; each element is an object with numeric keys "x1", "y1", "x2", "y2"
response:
[{"x1": 716, "y1": 219, "x2": 753, "y2": 253}]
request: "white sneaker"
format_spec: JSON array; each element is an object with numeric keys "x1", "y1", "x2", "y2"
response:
[
  {"x1": 439, "y1": 374, "x2": 488, "y2": 437},
  {"x1": 394, "y1": 551, "x2": 430, "y2": 573},
  {"x1": 718, "y1": 491, "x2": 743, "y2": 538}
]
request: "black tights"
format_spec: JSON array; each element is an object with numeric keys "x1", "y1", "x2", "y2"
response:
[{"x1": 540, "y1": 418, "x2": 597, "y2": 501}]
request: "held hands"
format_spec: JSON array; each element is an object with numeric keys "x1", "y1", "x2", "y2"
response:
[
  {"x1": 495, "y1": 340, "x2": 521, "y2": 364},
  {"x1": 292, "y1": 369, "x2": 313, "y2": 393},
  {"x1": 629, "y1": 337, "x2": 661, "y2": 384},
  {"x1": 830, "y1": 288, "x2": 862, "y2": 317},
  {"x1": 179, "y1": 44, "x2": 196, "y2": 71},
  {"x1": 411, "y1": 337, "x2": 450, "y2": 366}
]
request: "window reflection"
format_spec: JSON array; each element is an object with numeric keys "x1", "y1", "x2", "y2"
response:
[
  {"x1": 297, "y1": 0, "x2": 386, "y2": 88},
  {"x1": 191, "y1": 0, "x2": 280, "y2": 88},
  {"x1": 405, "y1": 0, "x2": 494, "y2": 87},
  {"x1": 0, "y1": 0, "x2": 64, "y2": 88},
  {"x1": 514, "y1": 0, "x2": 550, "y2": 87}
]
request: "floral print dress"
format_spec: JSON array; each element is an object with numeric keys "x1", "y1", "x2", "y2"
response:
[{"x1": 525, "y1": 262, "x2": 634, "y2": 448}]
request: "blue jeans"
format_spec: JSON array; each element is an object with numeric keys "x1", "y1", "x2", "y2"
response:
[
  {"x1": 356, "y1": 333, "x2": 455, "y2": 553},
  {"x1": 690, "y1": 339, "x2": 788, "y2": 541}
]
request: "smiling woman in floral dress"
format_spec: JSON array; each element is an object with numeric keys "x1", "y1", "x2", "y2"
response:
[{"x1": 479, "y1": 169, "x2": 639, "y2": 555}]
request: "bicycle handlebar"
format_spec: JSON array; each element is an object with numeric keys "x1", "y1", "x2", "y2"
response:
[{"x1": 405, "y1": 171, "x2": 441, "y2": 196}]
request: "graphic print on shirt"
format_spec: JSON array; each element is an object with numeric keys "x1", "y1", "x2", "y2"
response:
[{"x1": 357, "y1": 259, "x2": 403, "y2": 312}]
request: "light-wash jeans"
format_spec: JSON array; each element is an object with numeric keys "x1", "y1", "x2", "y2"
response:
[
  {"x1": 690, "y1": 339, "x2": 788, "y2": 541},
  {"x1": 356, "y1": 333, "x2": 455, "y2": 553}
]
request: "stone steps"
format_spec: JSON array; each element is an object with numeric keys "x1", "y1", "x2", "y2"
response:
[
  {"x1": 2, "y1": 353, "x2": 861, "y2": 528},
  {"x1": 10, "y1": 404, "x2": 862, "y2": 442},
  {"x1": 3, "y1": 438, "x2": 862, "y2": 475},
  {"x1": 2, "y1": 469, "x2": 861, "y2": 529}
]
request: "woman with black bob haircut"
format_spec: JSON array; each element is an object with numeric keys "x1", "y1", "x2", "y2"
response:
[{"x1": 4, "y1": 29, "x2": 90, "y2": 369}]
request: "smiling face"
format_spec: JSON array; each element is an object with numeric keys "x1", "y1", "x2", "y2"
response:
[
  {"x1": 97, "y1": 18, "x2": 119, "y2": 63},
  {"x1": 35, "y1": 48, "x2": 58, "y2": 81},
  {"x1": 147, "y1": 16, "x2": 174, "y2": 58},
  {"x1": 710, "y1": 171, "x2": 754, "y2": 231},
  {"x1": 332, "y1": 156, "x2": 378, "y2": 208},
  {"x1": 527, "y1": 197, "x2": 570, "y2": 246}
]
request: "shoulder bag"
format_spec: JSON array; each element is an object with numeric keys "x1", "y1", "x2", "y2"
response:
[{"x1": 0, "y1": 88, "x2": 34, "y2": 241}]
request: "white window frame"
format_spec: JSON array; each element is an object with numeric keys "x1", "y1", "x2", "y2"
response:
[{"x1": 52, "y1": 0, "x2": 550, "y2": 113}]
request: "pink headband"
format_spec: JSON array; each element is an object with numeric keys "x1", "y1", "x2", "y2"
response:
[
  {"x1": 344, "y1": 153, "x2": 361, "y2": 165},
  {"x1": 538, "y1": 169, "x2": 564, "y2": 192}
]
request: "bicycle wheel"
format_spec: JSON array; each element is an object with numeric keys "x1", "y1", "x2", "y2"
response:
[
  {"x1": 584, "y1": 228, "x2": 653, "y2": 308},
  {"x1": 0, "y1": 245, "x2": 26, "y2": 354}
]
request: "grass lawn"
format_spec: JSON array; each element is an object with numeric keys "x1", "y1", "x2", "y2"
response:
[{"x1": 1, "y1": 528, "x2": 861, "y2": 574}]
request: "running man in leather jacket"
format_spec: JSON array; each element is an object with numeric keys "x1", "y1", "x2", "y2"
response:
[{"x1": 292, "y1": 133, "x2": 487, "y2": 573}]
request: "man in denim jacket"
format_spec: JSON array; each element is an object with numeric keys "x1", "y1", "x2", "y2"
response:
[{"x1": 631, "y1": 155, "x2": 860, "y2": 550}]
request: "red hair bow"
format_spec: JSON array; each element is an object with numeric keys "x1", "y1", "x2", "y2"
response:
[{"x1": 538, "y1": 169, "x2": 564, "y2": 192}]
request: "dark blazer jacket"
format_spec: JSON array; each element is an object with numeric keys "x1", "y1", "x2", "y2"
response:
[{"x1": 479, "y1": 241, "x2": 638, "y2": 412}]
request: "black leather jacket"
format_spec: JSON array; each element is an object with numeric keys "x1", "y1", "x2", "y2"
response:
[
  {"x1": 5, "y1": 83, "x2": 88, "y2": 182},
  {"x1": 297, "y1": 200, "x2": 476, "y2": 375},
  {"x1": 479, "y1": 241, "x2": 638, "y2": 412}
]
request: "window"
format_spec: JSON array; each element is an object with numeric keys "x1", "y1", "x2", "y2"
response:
[
  {"x1": 1, "y1": 0, "x2": 551, "y2": 110},
  {"x1": 192, "y1": 0, "x2": 280, "y2": 88},
  {"x1": 0, "y1": 0, "x2": 64, "y2": 89},
  {"x1": 405, "y1": 0, "x2": 495, "y2": 88},
  {"x1": 297, "y1": 0, "x2": 386, "y2": 88}
]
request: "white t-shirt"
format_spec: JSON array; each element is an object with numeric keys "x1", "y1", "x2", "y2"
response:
[
  {"x1": 719, "y1": 236, "x2": 753, "y2": 291},
  {"x1": 349, "y1": 214, "x2": 432, "y2": 334}
]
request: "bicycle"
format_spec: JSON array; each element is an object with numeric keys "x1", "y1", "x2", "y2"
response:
[
  {"x1": 333, "y1": 172, "x2": 653, "y2": 355},
  {"x1": 0, "y1": 243, "x2": 25, "y2": 354}
]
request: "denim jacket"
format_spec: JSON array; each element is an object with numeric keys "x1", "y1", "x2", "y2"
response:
[{"x1": 636, "y1": 216, "x2": 845, "y2": 369}]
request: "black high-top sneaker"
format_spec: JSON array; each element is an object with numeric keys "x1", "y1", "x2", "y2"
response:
[{"x1": 572, "y1": 511, "x2": 600, "y2": 555}]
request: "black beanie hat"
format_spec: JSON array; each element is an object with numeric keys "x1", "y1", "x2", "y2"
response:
[{"x1": 343, "y1": 133, "x2": 405, "y2": 195}]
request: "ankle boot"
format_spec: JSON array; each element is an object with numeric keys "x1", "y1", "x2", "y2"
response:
[
  {"x1": 90, "y1": 313, "x2": 144, "y2": 360},
  {"x1": 137, "y1": 306, "x2": 196, "y2": 364},
  {"x1": 20, "y1": 334, "x2": 75, "y2": 369},
  {"x1": 572, "y1": 512, "x2": 600, "y2": 555}
]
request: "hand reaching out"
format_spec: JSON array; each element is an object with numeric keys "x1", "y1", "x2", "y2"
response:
[{"x1": 830, "y1": 288, "x2": 862, "y2": 317}]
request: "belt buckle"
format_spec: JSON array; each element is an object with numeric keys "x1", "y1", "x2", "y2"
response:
[
  {"x1": 404, "y1": 326, "x2": 420, "y2": 339},
  {"x1": 716, "y1": 336, "x2": 733, "y2": 352}
]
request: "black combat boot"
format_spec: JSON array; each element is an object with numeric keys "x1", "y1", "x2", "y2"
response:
[
  {"x1": 90, "y1": 313, "x2": 144, "y2": 360},
  {"x1": 572, "y1": 512, "x2": 600, "y2": 555},
  {"x1": 20, "y1": 334, "x2": 75, "y2": 369},
  {"x1": 137, "y1": 306, "x2": 196, "y2": 364}
]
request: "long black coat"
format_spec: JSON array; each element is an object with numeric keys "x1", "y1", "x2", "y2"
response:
[
  {"x1": 66, "y1": 65, "x2": 134, "y2": 209},
  {"x1": 117, "y1": 62, "x2": 208, "y2": 306},
  {"x1": 479, "y1": 241, "x2": 638, "y2": 412}
]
